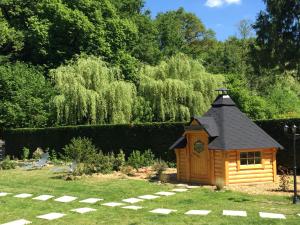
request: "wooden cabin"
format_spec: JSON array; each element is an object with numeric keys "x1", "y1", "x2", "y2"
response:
[{"x1": 170, "y1": 89, "x2": 283, "y2": 185}]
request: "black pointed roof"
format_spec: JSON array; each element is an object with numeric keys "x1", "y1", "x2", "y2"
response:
[
  {"x1": 200, "y1": 94, "x2": 283, "y2": 150},
  {"x1": 170, "y1": 93, "x2": 283, "y2": 150}
]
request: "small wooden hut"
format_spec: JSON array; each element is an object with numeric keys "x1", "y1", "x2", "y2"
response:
[{"x1": 170, "y1": 89, "x2": 283, "y2": 185}]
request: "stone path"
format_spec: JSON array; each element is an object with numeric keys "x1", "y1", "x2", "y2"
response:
[{"x1": 0, "y1": 187, "x2": 296, "y2": 224}]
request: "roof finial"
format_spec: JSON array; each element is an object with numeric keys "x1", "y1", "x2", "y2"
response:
[{"x1": 215, "y1": 88, "x2": 229, "y2": 95}]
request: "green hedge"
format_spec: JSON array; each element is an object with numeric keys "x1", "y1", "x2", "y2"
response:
[
  {"x1": 2, "y1": 118, "x2": 300, "y2": 167},
  {"x1": 2, "y1": 122, "x2": 185, "y2": 162}
]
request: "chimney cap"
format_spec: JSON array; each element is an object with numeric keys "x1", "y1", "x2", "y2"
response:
[{"x1": 215, "y1": 88, "x2": 229, "y2": 95}]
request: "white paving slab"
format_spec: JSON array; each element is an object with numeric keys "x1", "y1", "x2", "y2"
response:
[
  {"x1": 54, "y1": 195, "x2": 77, "y2": 203},
  {"x1": 36, "y1": 213, "x2": 66, "y2": 220},
  {"x1": 149, "y1": 208, "x2": 177, "y2": 215},
  {"x1": 185, "y1": 210, "x2": 211, "y2": 215},
  {"x1": 122, "y1": 205, "x2": 143, "y2": 210},
  {"x1": 33, "y1": 195, "x2": 54, "y2": 201},
  {"x1": 0, "y1": 192, "x2": 11, "y2": 197},
  {"x1": 122, "y1": 198, "x2": 144, "y2": 204},
  {"x1": 138, "y1": 195, "x2": 160, "y2": 200},
  {"x1": 176, "y1": 184, "x2": 187, "y2": 187},
  {"x1": 297, "y1": 213, "x2": 300, "y2": 217},
  {"x1": 13, "y1": 194, "x2": 33, "y2": 199},
  {"x1": 171, "y1": 188, "x2": 188, "y2": 192},
  {"x1": 79, "y1": 198, "x2": 103, "y2": 204},
  {"x1": 186, "y1": 185, "x2": 200, "y2": 189},
  {"x1": 1, "y1": 219, "x2": 31, "y2": 225},
  {"x1": 259, "y1": 212, "x2": 286, "y2": 219},
  {"x1": 223, "y1": 210, "x2": 247, "y2": 217},
  {"x1": 70, "y1": 207, "x2": 96, "y2": 214},
  {"x1": 102, "y1": 202, "x2": 125, "y2": 207},
  {"x1": 155, "y1": 191, "x2": 176, "y2": 196}
]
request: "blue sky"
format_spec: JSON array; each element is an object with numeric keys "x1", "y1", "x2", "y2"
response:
[{"x1": 144, "y1": 0, "x2": 265, "y2": 41}]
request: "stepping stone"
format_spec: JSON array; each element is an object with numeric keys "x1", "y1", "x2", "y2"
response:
[
  {"x1": 1, "y1": 219, "x2": 31, "y2": 225},
  {"x1": 185, "y1": 210, "x2": 211, "y2": 215},
  {"x1": 223, "y1": 210, "x2": 247, "y2": 217},
  {"x1": 138, "y1": 195, "x2": 160, "y2": 200},
  {"x1": 79, "y1": 198, "x2": 103, "y2": 204},
  {"x1": 70, "y1": 207, "x2": 96, "y2": 214},
  {"x1": 155, "y1": 191, "x2": 176, "y2": 196},
  {"x1": 102, "y1": 202, "x2": 125, "y2": 207},
  {"x1": 259, "y1": 212, "x2": 286, "y2": 219},
  {"x1": 54, "y1": 195, "x2": 77, "y2": 203},
  {"x1": 14, "y1": 194, "x2": 33, "y2": 199},
  {"x1": 36, "y1": 213, "x2": 66, "y2": 220},
  {"x1": 0, "y1": 192, "x2": 11, "y2": 197},
  {"x1": 186, "y1": 185, "x2": 200, "y2": 189},
  {"x1": 176, "y1": 184, "x2": 187, "y2": 187},
  {"x1": 149, "y1": 208, "x2": 177, "y2": 215},
  {"x1": 122, "y1": 198, "x2": 143, "y2": 204},
  {"x1": 122, "y1": 205, "x2": 143, "y2": 210},
  {"x1": 171, "y1": 188, "x2": 188, "y2": 192},
  {"x1": 33, "y1": 195, "x2": 54, "y2": 201}
]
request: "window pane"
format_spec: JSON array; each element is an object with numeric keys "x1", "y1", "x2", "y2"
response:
[
  {"x1": 255, "y1": 158, "x2": 261, "y2": 164},
  {"x1": 248, "y1": 152, "x2": 255, "y2": 158},
  {"x1": 240, "y1": 158, "x2": 247, "y2": 165},
  {"x1": 255, "y1": 152, "x2": 261, "y2": 157},
  {"x1": 240, "y1": 152, "x2": 247, "y2": 159},
  {"x1": 248, "y1": 158, "x2": 255, "y2": 165}
]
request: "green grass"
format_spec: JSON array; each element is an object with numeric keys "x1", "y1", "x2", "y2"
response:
[{"x1": 0, "y1": 168, "x2": 299, "y2": 225}]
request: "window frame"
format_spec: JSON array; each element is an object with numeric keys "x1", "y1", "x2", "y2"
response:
[{"x1": 238, "y1": 150, "x2": 264, "y2": 170}]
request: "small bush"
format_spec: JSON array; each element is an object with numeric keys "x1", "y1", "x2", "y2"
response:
[
  {"x1": 152, "y1": 160, "x2": 168, "y2": 176},
  {"x1": 278, "y1": 166, "x2": 291, "y2": 192},
  {"x1": 120, "y1": 165, "x2": 135, "y2": 176},
  {"x1": 0, "y1": 156, "x2": 17, "y2": 170},
  {"x1": 127, "y1": 149, "x2": 155, "y2": 170},
  {"x1": 21, "y1": 147, "x2": 30, "y2": 160},
  {"x1": 114, "y1": 150, "x2": 126, "y2": 171},
  {"x1": 92, "y1": 151, "x2": 115, "y2": 174},
  {"x1": 33, "y1": 147, "x2": 44, "y2": 159},
  {"x1": 63, "y1": 137, "x2": 97, "y2": 163},
  {"x1": 215, "y1": 177, "x2": 225, "y2": 191}
]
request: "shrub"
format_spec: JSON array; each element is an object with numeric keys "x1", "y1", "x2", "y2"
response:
[
  {"x1": 32, "y1": 147, "x2": 44, "y2": 159},
  {"x1": 0, "y1": 156, "x2": 16, "y2": 170},
  {"x1": 152, "y1": 159, "x2": 168, "y2": 182},
  {"x1": 63, "y1": 137, "x2": 97, "y2": 163},
  {"x1": 278, "y1": 166, "x2": 291, "y2": 192},
  {"x1": 21, "y1": 147, "x2": 30, "y2": 160},
  {"x1": 120, "y1": 165, "x2": 135, "y2": 176},
  {"x1": 127, "y1": 149, "x2": 155, "y2": 170},
  {"x1": 114, "y1": 150, "x2": 126, "y2": 171},
  {"x1": 215, "y1": 177, "x2": 225, "y2": 191},
  {"x1": 92, "y1": 151, "x2": 114, "y2": 174}
]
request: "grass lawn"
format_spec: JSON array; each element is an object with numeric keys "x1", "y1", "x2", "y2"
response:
[{"x1": 0, "y1": 168, "x2": 299, "y2": 225}]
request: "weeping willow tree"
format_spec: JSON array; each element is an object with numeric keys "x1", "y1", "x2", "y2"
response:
[
  {"x1": 51, "y1": 56, "x2": 136, "y2": 125},
  {"x1": 137, "y1": 54, "x2": 224, "y2": 122}
]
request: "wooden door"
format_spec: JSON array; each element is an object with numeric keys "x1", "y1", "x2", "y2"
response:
[{"x1": 188, "y1": 132, "x2": 210, "y2": 183}]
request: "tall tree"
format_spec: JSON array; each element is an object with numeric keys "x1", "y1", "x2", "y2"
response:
[
  {"x1": 253, "y1": 0, "x2": 300, "y2": 76},
  {"x1": 155, "y1": 8, "x2": 216, "y2": 58},
  {"x1": 0, "y1": 62, "x2": 54, "y2": 128}
]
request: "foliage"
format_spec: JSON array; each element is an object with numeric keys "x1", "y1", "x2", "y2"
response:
[
  {"x1": 137, "y1": 54, "x2": 224, "y2": 122},
  {"x1": 32, "y1": 148, "x2": 44, "y2": 159},
  {"x1": 120, "y1": 165, "x2": 135, "y2": 176},
  {"x1": 63, "y1": 137, "x2": 97, "y2": 163},
  {"x1": 0, "y1": 62, "x2": 54, "y2": 128},
  {"x1": 114, "y1": 150, "x2": 126, "y2": 171},
  {"x1": 152, "y1": 159, "x2": 168, "y2": 181},
  {"x1": 278, "y1": 166, "x2": 290, "y2": 192},
  {"x1": 21, "y1": 147, "x2": 30, "y2": 160},
  {"x1": 127, "y1": 149, "x2": 155, "y2": 170},
  {"x1": 0, "y1": 156, "x2": 16, "y2": 170},
  {"x1": 253, "y1": 0, "x2": 300, "y2": 76},
  {"x1": 155, "y1": 8, "x2": 215, "y2": 58},
  {"x1": 52, "y1": 56, "x2": 136, "y2": 125}
]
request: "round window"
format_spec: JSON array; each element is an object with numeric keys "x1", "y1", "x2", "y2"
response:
[{"x1": 194, "y1": 140, "x2": 204, "y2": 153}]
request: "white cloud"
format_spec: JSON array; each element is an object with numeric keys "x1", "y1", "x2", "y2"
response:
[
  {"x1": 205, "y1": 0, "x2": 223, "y2": 7},
  {"x1": 225, "y1": 0, "x2": 241, "y2": 4},
  {"x1": 205, "y1": 0, "x2": 241, "y2": 8}
]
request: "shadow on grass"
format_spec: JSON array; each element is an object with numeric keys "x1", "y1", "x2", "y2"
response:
[{"x1": 227, "y1": 197, "x2": 251, "y2": 203}]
